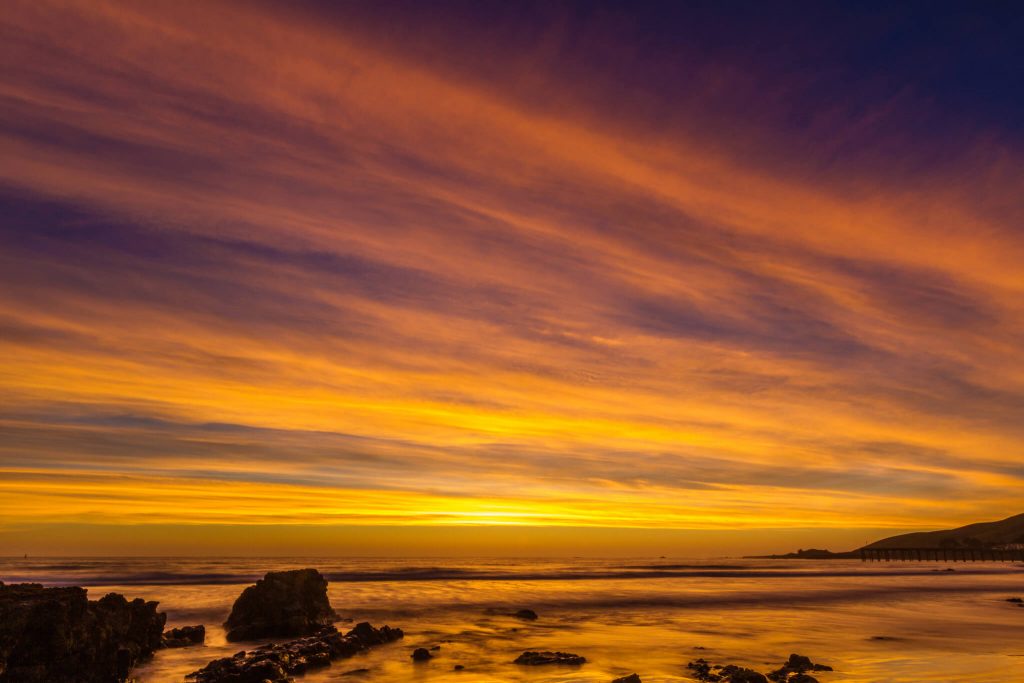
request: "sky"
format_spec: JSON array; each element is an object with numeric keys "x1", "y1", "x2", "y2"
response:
[{"x1": 1, "y1": 0, "x2": 1023, "y2": 556}]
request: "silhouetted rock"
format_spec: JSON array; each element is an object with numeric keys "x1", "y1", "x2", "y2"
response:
[
  {"x1": 411, "y1": 647, "x2": 433, "y2": 661},
  {"x1": 162, "y1": 624, "x2": 205, "y2": 648},
  {"x1": 514, "y1": 650, "x2": 586, "y2": 665},
  {"x1": 0, "y1": 582, "x2": 165, "y2": 683},
  {"x1": 348, "y1": 620, "x2": 404, "y2": 647},
  {"x1": 187, "y1": 622, "x2": 403, "y2": 683},
  {"x1": 719, "y1": 665, "x2": 768, "y2": 683},
  {"x1": 454, "y1": 663, "x2": 465, "y2": 670},
  {"x1": 224, "y1": 568, "x2": 336, "y2": 641},
  {"x1": 687, "y1": 658, "x2": 714, "y2": 680},
  {"x1": 1007, "y1": 597, "x2": 1023, "y2": 603},
  {"x1": 612, "y1": 673, "x2": 642, "y2": 683},
  {"x1": 767, "y1": 653, "x2": 832, "y2": 681},
  {"x1": 787, "y1": 675, "x2": 819, "y2": 683},
  {"x1": 514, "y1": 609, "x2": 539, "y2": 620},
  {"x1": 688, "y1": 657, "x2": 775, "y2": 683}
]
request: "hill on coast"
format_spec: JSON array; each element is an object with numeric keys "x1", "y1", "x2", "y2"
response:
[
  {"x1": 753, "y1": 512, "x2": 1024, "y2": 558},
  {"x1": 863, "y1": 512, "x2": 1024, "y2": 550}
]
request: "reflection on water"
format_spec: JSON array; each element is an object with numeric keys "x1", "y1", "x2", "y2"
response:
[{"x1": 3, "y1": 557, "x2": 1023, "y2": 682}]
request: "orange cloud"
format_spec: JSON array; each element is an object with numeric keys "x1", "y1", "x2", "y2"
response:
[{"x1": 0, "y1": 0, "x2": 1022, "y2": 551}]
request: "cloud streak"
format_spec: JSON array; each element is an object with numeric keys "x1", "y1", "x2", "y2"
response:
[{"x1": 1, "y1": 0, "x2": 1022, "y2": 546}]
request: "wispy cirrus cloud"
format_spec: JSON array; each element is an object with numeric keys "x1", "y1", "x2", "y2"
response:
[{"x1": 1, "y1": 0, "x2": 1022, "y2": 547}]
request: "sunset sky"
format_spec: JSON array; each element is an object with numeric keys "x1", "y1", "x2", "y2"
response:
[{"x1": 2, "y1": 1, "x2": 1023, "y2": 555}]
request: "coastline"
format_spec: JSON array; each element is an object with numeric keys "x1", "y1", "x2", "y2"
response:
[{"x1": 4, "y1": 556, "x2": 1024, "y2": 683}]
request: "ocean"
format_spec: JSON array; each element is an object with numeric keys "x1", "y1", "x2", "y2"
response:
[{"x1": 2, "y1": 556, "x2": 1023, "y2": 682}]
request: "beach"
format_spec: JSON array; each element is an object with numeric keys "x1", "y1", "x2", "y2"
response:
[{"x1": 3, "y1": 556, "x2": 1023, "y2": 682}]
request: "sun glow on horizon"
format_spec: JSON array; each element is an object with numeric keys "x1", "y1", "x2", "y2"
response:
[{"x1": 1, "y1": 0, "x2": 1022, "y2": 553}]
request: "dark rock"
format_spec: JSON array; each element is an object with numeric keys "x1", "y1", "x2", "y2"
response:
[
  {"x1": 767, "y1": 653, "x2": 831, "y2": 682},
  {"x1": 612, "y1": 674, "x2": 642, "y2": 683},
  {"x1": 786, "y1": 655, "x2": 813, "y2": 671},
  {"x1": 514, "y1": 609, "x2": 539, "y2": 620},
  {"x1": 719, "y1": 665, "x2": 768, "y2": 683},
  {"x1": 687, "y1": 658, "x2": 715, "y2": 680},
  {"x1": 224, "y1": 568, "x2": 336, "y2": 642},
  {"x1": 0, "y1": 582, "x2": 165, "y2": 683},
  {"x1": 788, "y1": 675, "x2": 819, "y2": 683},
  {"x1": 688, "y1": 658, "x2": 772, "y2": 683},
  {"x1": 411, "y1": 647, "x2": 433, "y2": 661},
  {"x1": 341, "y1": 668, "x2": 370, "y2": 676},
  {"x1": 187, "y1": 622, "x2": 403, "y2": 683},
  {"x1": 454, "y1": 664, "x2": 465, "y2": 670},
  {"x1": 514, "y1": 650, "x2": 586, "y2": 665},
  {"x1": 348, "y1": 621, "x2": 403, "y2": 647},
  {"x1": 162, "y1": 624, "x2": 206, "y2": 648},
  {"x1": 1007, "y1": 597, "x2": 1024, "y2": 603}
]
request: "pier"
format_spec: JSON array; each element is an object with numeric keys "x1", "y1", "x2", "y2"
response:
[{"x1": 860, "y1": 547, "x2": 1024, "y2": 562}]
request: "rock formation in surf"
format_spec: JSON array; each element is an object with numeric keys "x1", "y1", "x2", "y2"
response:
[
  {"x1": 224, "y1": 568, "x2": 336, "y2": 642},
  {"x1": 514, "y1": 650, "x2": 586, "y2": 665},
  {"x1": 162, "y1": 624, "x2": 205, "y2": 648},
  {"x1": 187, "y1": 622, "x2": 403, "y2": 683},
  {"x1": 0, "y1": 581, "x2": 165, "y2": 683}
]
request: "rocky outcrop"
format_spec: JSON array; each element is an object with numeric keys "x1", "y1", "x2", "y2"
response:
[
  {"x1": 0, "y1": 582, "x2": 165, "y2": 683},
  {"x1": 689, "y1": 654, "x2": 832, "y2": 683},
  {"x1": 186, "y1": 622, "x2": 403, "y2": 683},
  {"x1": 224, "y1": 569, "x2": 336, "y2": 642},
  {"x1": 411, "y1": 647, "x2": 432, "y2": 661},
  {"x1": 688, "y1": 659, "x2": 768, "y2": 683},
  {"x1": 612, "y1": 674, "x2": 642, "y2": 683},
  {"x1": 514, "y1": 609, "x2": 539, "y2": 620},
  {"x1": 162, "y1": 625, "x2": 205, "y2": 648},
  {"x1": 767, "y1": 653, "x2": 832, "y2": 682},
  {"x1": 514, "y1": 650, "x2": 586, "y2": 665},
  {"x1": 720, "y1": 668, "x2": 769, "y2": 683}
]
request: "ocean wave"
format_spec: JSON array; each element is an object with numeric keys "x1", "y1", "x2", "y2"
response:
[{"x1": 2, "y1": 564, "x2": 1017, "y2": 587}]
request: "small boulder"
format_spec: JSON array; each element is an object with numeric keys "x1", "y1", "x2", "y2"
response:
[
  {"x1": 514, "y1": 650, "x2": 586, "y2": 665},
  {"x1": 788, "y1": 675, "x2": 819, "y2": 683},
  {"x1": 514, "y1": 609, "x2": 539, "y2": 620},
  {"x1": 162, "y1": 624, "x2": 205, "y2": 648},
  {"x1": 612, "y1": 674, "x2": 642, "y2": 683},
  {"x1": 411, "y1": 647, "x2": 433, "y2": 661},
  {"x1": 349, "y1": 621, "x2": 403, "y2": 647},
  {"x1": 767, "y1": 653, "x2": 831, "y2": 682},
  {"x1": 454, "y1": 664, "x2": 465, "y2": 670},
  {"x1": 719, "y1": 665, "x2": 768, "y2": 683},
  {"x1": 688, "y1": 658, "x2": 774, "y2": 683},
  {"x1": 686, "y1": 658, "x2": 714, "y2": 680},
  {"x1": 224, "y1": 569, "x2": 336, "y2": 642},
  {"x1": 786, "y1": 655, "x2": 813, "y2": 671}
]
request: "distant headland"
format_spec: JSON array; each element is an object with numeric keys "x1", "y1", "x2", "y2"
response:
[{"x1": 750, "y1": 511, "x2": 1024, "y2": 559}]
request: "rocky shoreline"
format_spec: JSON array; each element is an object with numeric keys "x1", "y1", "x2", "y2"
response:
[
  {"x1": 186, "y1": 622, "x2": 404, "y2": 683},
  {"x1": 687, "y1": 653, "x2": 833, "y2": 683},
  {"x1": 1, "y1": 568, "x2": 839, "y2": 683},
  {"x1": 0, "y1": 581, "x2": 165, "y2": 683}
]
